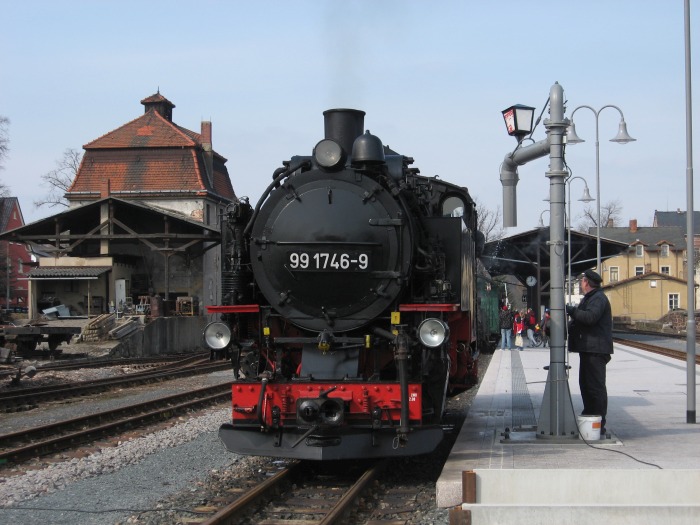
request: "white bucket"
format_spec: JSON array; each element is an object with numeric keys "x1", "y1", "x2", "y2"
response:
[{"x1": 577, "y1": 415, "x2": 602, "y2": 440}]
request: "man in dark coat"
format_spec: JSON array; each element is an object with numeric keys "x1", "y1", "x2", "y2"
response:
[
  {"x1": 498, "y1": 304, "x2": 514, "y2": 350},
  {"x1": 566, "y1": 269, "x2": 613, "y2": 434}
]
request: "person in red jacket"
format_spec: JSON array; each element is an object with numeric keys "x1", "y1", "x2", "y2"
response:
[
  {"x1": 513, "y1": 310, "x2": 525, "y2": 351},
  {"x1": 525, "y1": 307, "x2": 537, "y2": 347}
]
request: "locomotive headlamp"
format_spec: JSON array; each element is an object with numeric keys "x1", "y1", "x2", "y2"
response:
[
  {"x1": 501, "y1": 104, "x2": 535, "y2": 143},
  {"x1": 203, "y1": 321, "x2": 232, "y2": 350},
  {"x1": 313, "y1": 138, "x2": 345, "y2": 169},
  {"x1": 418, "y1": 318, "x2": 450, "y2": 348}
]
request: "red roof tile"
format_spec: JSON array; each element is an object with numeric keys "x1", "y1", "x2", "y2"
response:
[
  {"x1": 69, "y1": 149, "x2": 235, "y2": 198},
  {"x1": 84, "y1": 110, "x2": 195, "y2": 149}
]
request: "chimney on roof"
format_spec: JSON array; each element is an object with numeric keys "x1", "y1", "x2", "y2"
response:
[
  {"x1": 629, "y1": 219, "x2": 637, "y2": 233},
  {"x1": 201, "y1": 121, "x2": 214, "y2": 186},
  {"x1": 101, "y1": 179, "x2": 111, "y2": 198}
]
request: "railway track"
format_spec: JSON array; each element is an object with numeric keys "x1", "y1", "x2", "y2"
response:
[
  {"x1": 186, "y1": 460, "x2": 387, "y2": 525},
  {"x1": 34, "y1": 351, "x2": 211, "y2": 372},
  {"x1": 149, "y1": 456, "x2": 439, "y2": 525},
  {"x1": 0, "y1": 357, "x2": 230, "y2": 411},
  {"x1": 0, "y1": 382, "x2": 231, "y2": 466},
  {"x1": 613, "y1": 337, "x2": 700, "y2": 364},
  {"x1": 0, "y1": 352, "x2": 210, "y2": 379}
]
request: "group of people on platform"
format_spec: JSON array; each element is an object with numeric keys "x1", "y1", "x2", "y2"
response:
[{"x1": 498, "y1": 304, "x2": 549, "y2": 351}]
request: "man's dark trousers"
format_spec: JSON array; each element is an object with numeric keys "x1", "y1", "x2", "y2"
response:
[{"x1": 579, "y1": 353, "x2": 611, "y2": 428}]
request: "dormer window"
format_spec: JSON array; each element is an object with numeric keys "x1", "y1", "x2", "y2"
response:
[
  {"x1": 635, "y1": 245, "x2": 644, "y2": 257},
  {"x1": 661, "y1": 244, "x2": 669, "y2": 257}
]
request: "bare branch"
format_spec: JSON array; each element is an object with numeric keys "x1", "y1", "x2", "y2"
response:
[
  {"x1": 474, "y1": 197, "x2": 504, "y2": 242},
  {"x1": 575, "y1": 199, "x2": 624, "y2": 232},
  {"x1": 0, "y1": 116, "x2": 9, "y2": 169},
  {"x1": 34, "y1": 148, "x2": 83, "y2": 209},
  {"x1": 0, "y1": 116, "x2": 10, "y2": 197}
]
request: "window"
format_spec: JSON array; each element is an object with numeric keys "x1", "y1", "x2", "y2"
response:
[
  {"x1": 661, "y1": 266, "x2": 670, "y2": 275},
  {"x1": 661, "y1": 244, "x2": 669, "y2": 257},
  {"x1": 635, "y1": 266, "x2": 644, "y2": 276},
  {"x1": 609, "y1": 267, "x2": 619, "y2": 282},
  {"x1": 669, "y1": 293, "x2": 680, "y2": 310},
  {"x1": 442, "y1": 196, "x2": 465, "y2": 217},
  {"x1": 17, "y1": 258, "x2": 23, "y2": 274},
  {"x1": 635, "y1": 245, "x2": 644, "y2": 257}
]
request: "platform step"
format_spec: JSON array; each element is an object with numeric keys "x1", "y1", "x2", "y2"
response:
[{"x1": 458, "y1": 504, "x2": 700, "y2": 525}]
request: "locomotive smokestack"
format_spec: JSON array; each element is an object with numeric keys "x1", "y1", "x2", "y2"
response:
[{"x1": 323, "y1": 109, "x2": 365, "y2": 159}]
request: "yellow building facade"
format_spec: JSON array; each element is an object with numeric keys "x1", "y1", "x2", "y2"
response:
[
  {"x1": 596, "y1": 220, "x2": 689, "y2": 321},
  {"x1": 603, "y1": 272, "x2": 687, "y2": 321}
]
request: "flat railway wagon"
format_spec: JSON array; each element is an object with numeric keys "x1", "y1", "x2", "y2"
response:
[
  {"x1": 0, "y1": 324, "x2": 80, "y2": 357},
  {"x1": 204, "y1": 109, "x2": 486, "y2": 460}
]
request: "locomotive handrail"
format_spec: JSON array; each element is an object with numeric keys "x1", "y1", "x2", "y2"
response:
[
  {"x1": 206, "y1": 304, "x2": 260, "y2": 313},
  {"x1": 399, "y1": 303, "x2": 460, "y2": 311},
  {"x1": 243, "y1": 160, "x2": 311, "y2": 237}
]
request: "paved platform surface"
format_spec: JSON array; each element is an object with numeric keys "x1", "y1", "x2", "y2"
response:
[{"x1": 437, "y1": 342, "x2": 700, "y2": 524}]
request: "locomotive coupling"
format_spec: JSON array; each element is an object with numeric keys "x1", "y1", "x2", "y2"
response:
[
  {"x1": 317, "y1": 329, "x2": 333, "y2": 353},
  {"x1": 296, "y1": 397, "x2": 344, "y2": 427}
]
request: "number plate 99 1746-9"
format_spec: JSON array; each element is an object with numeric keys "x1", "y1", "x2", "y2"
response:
[{"x1": 287, "y1": 252, "x2": 370, "y2": 271}]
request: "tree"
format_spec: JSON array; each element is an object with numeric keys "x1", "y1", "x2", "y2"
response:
[
  {"x1": 0, "y1": 116, "x2": 9, "y2": 168},
  {"x1": 0, "y1": 116, "x2": 10, "y2": 197},
  {"x1": 475, "y1": 197, "x2": 504, "y2": 242},
  {"x1": 35, "y1": 148, "x2": 82, "y2": 209},
  {"x1": 575, "y1": 199, "x2": 623, "y2": 232}
]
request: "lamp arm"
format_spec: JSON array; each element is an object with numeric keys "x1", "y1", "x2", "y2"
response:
[
  {"x1": 570, "y1": 104, "x2": 597, "y2": 121},
  {"x1": 500, "y1": 138, "x2": 551, "y2": 227},
  {"x1": 599, "y1": 104, "x2": 626, "y2": 120}
]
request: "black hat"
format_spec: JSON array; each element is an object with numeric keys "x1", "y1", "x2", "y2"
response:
[{"x1": 583, "y1": 269, "x2": 602, "y2": 286}]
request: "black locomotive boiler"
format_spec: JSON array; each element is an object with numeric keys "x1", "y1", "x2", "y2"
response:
[{"x1": 204, "y1": 109, "x2": 485, "y2": 460}]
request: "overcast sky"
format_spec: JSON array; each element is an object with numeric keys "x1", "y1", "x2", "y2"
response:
[{"x1": 0, "y1": 1, "x2": 695, "y2": 235}]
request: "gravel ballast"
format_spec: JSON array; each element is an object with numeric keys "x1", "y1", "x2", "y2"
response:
[{"x1": 0, "y1": 407, "x2": 240, "y2": 524}]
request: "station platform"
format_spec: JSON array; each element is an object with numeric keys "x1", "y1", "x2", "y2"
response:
[{"x1": 436, "y1": 342, "x2": 700, "y2": 524}]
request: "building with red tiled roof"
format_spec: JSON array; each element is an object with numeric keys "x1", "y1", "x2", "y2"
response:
[
  {"x1": 67, "y1": 92, "x2": 236, "y2": 224},
  {"x1": 0, "y1": 94, "x2": 239, "y2": 320}
]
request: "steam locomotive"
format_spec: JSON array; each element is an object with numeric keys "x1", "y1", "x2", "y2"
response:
[{"x1": 204, "y1": 109, "x2": 485, "y2": 460}]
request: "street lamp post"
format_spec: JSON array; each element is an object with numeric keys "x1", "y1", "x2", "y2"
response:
[
  {"x1": 566, "y1": 105, "x2": 636, "y2": 272},
  {"x1": 566, "y1": 176, "x2": 594, "y2": 304}
]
